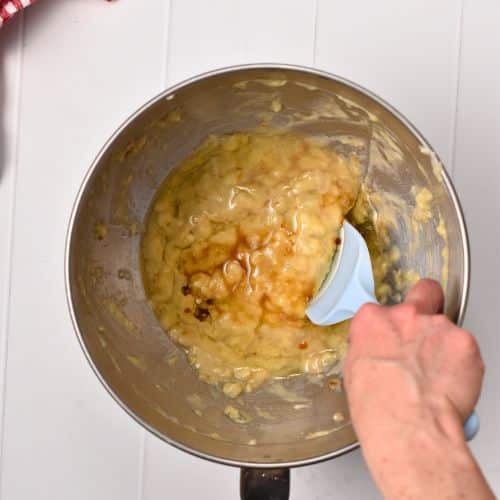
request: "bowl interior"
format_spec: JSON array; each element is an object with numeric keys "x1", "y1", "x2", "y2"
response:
[{"x1": 67, "y1": 66, "x2": 467, "y2": 467}]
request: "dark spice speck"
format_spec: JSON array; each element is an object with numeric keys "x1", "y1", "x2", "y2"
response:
[{"x1": 194, "y1": 307, "x2": 210, "y2": 322}]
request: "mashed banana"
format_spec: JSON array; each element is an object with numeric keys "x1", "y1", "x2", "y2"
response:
[{"x1": 141, "y1": 131, "x2": 361, "y2": 395}]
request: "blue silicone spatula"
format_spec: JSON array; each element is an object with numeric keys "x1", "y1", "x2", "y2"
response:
[
  {"x1": 306, "y1": 221, "x2": 377, "y2": 326},
  {"x1": 306, "y1": 221, "x2": 479, "y2": 440}
]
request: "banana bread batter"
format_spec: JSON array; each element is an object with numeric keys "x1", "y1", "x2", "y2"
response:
[{"x1": 141, "y1": 131, "x2": 361, "y2": 396}]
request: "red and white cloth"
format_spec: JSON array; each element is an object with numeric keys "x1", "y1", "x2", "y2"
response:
[{"x1": 0, "y1": 0, "x2": 36, "y2": 28}]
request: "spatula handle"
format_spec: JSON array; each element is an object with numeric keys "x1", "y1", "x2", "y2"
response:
[{"x1": 464, "y1": 411, "x2": 479, "y2": 441}]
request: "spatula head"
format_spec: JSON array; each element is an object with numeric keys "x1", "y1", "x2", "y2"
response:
[{"x1": 306, "y1": 221, "x2": 377, "y2": 326}]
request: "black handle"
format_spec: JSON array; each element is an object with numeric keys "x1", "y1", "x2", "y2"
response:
[{"x1": 240, "y1": 468, "x2": 290, "y2": 500}]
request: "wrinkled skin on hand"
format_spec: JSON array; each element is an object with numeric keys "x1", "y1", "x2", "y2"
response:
[
  {"x1": 345, "y1": 279, "x2": 483, "y2": 442},
  {"x1": 343, "y1": 279, "x2": 493, "y2": 500}
]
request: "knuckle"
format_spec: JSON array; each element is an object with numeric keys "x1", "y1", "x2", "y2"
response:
[
  {"x1": 455, "y1": 329, "x2": 480, "y2": 355},
  {"x1": 356, "y1": 303, "x2": 380, "y2": 321},
  {"x1": 351, "y1": 303, "x2": 381, "y2": 337},
  {"x1": 431, "y1": 314, "x2": 451, "y2": 328},
  {"x1": 396, "y1": 303, "x2": 418, "y2": 318}
]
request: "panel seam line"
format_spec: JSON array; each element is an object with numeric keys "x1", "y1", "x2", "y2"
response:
[
  {"x1": 312, "y1": 0, "x2": 319, "y2": 67},
  {"x1": 450, "y1": 0, "x2": 465, "y2": 177},
  {"x1": 0, "y1": 12, "x2": 25, "y2": 496}
]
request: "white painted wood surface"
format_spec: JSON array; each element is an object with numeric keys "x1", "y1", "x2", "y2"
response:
[
  {"x1": 0, "y1": 1, "x2": 499, "y2": 498},
  {"x1": 453, "y1": 0, "x2": 500, "y2": 484}
]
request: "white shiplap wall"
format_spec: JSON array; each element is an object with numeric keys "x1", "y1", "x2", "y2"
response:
[
  {"x1": 0, "y1": 1, "x2": 498, "y2": 499},
  {"x1": 453, "y1": 0, "x2": 500, "y2": 484}
]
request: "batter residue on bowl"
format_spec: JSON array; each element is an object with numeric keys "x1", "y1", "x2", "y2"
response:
[{"x1": 141, "y1": 131, "x2": 361, "y2": 396}]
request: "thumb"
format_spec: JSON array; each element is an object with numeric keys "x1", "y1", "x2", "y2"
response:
[{"x1": 404, "y1": 279, "x2": 444, "y2": 315}]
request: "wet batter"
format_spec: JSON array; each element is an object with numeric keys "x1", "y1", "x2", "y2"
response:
[{"x1": 141, "y1": 131, "x2": 361, "y2": 396}]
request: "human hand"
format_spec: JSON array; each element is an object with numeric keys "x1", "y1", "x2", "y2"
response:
[
  {"x1": 343, "y1": 279, "x2": 493, "y2": 499},
  {"x1": 345, "y1": 278, "x2": 482, "y2": 441}
]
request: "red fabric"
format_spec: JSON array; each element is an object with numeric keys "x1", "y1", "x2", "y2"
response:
[{"x1": 0, "y1": 0, "x2": 36, "y2": 27}]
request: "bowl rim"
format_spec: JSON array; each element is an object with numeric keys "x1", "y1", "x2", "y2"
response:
[{"x1": 64, "y1": 63, "x2": 470, "y2": 469}]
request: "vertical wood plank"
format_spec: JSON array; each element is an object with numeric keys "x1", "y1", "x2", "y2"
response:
[
  {"x1": 453, "y1": 1, "x2": 500, "y2": 491},
  {"x1": 142, "y1": 444, "x2": 237, "y2": 500},
  {"x1": 0, "y1": 1, "x2": 168, "y2": 499},
  {"x1": 0, "y1": 13, "x2": 23, "y2": 474},
  {"x1": 164, "y1": 0, "x2": 316, "y2": 85},
  {"x1": 301, "y1": 2, "x2": 461, "y2": 498},
  {"x1": 315, "y1": 0, "x2": 462, "y2": 169},
  {"x1": 143, "y1": 1, "x2": 317, "y2": 499},
  {"x1": 292, "y1": 451, "x2": 379, "y2": 499}
]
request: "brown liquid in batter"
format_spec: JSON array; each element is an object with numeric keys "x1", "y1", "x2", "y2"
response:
[{"x1": 141, "y1": 131, "x2": 361, "y2": 396}]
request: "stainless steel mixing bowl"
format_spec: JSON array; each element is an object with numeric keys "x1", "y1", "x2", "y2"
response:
[{"x1": 65, "y1": 65, "x2": 469, "y2": 499}]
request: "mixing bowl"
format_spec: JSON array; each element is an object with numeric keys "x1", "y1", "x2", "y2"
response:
[{"x1": 65, "y1": 65, "x2": 469, "y2": 499}]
